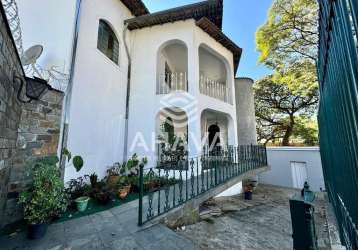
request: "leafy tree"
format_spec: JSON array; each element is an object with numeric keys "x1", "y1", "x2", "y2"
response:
[
  {"x1": 256, "y1": 0, "x2": 318, "y2": 68},
  {"x1": 292, "y1": 117, "x2": 319, "y2": 146},
  {"x1": 254, "y1": 73, "x2": 318, "y2": 146},
  {"x1": 255, "y1": 0, "x2": 319, "y2": 145}
]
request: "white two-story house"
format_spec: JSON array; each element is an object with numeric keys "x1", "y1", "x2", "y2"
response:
[{"x1": 17, "y1": 0, "x2": 256, "y2": 181}]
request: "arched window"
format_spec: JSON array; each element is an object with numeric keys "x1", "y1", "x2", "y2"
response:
[{"x1": 97, "y1": 20, "x2": 119, "y2": 64}]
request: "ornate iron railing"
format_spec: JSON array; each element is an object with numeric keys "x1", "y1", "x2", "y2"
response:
[
  {"x1": 199, "y1": 75, "x2": 232, "y2": 104},
  {"x1": 317, "y1": 0, "x2": 358, "y2": 248},
  {"x1": 138, "y1": 145, "x2": 267, "y2": 226}
]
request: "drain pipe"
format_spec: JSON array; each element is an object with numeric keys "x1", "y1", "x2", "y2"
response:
[
  {"x1": 59, "y1": 0, "x2": 82, "y2": 177},
  {"x1": 122, "y1": 23, "x2": 131, "y2": 162}
]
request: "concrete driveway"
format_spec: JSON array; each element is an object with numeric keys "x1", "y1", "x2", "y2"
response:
[{"x1": 177, "y1": 184, "x2": 331, "y2": 250}]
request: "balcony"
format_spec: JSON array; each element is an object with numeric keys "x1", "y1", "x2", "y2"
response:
[
  {"x1": 200, "y1": 76, "x2": 233, "y2": 104},
  {"x1": 157, "y1": 72, "x2": 188, "y2": 94},
  {"x1": 157, "y1": 40, "x2": 188, "y2": 95},
  {"x1": 156, "y1": 41, "x2": 233, "y2": 105},
  {"x1": 199, "y1": 44, "x2": 233, "y2": 104}
]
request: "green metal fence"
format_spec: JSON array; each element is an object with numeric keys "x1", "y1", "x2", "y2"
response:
[
  {"x1": 138, "y1": 145, "x2": 267, "y2": 226},
  {"x1": 317, "y1": 0, "x2": 358, "y2": 248}
]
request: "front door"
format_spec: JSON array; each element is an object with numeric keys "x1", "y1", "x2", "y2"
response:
[
  {"x1": 208, "y1": 124, "x2": 221, "y2": 153},
  {"x1": 291, "y1": 161, "x2": 308, "y2": 189}
]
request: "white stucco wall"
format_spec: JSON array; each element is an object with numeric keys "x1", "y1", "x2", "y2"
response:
[
  {"x1": 259, "y1": 147, "x2": 325, "y2": 192},
  {"x1": 17, "y1": 0, "x2": 76, "y2": 75},
  {"x1": 199, "y1": 46, "x2": 227, "y2": 83},
  {"x1": 64, "y1": 0, "x2": 134, "y2": 181}
]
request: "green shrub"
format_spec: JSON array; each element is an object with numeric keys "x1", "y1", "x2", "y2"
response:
[{"x1": 19, "y1": 156, "x2": 67, "y2": 224}]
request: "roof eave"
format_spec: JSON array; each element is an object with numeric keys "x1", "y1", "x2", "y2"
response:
[
  {"x1": 120, "y1": 0, "x2": 149, "y2": 17},
  {"x1": 124, "y1": 0, "x2": 223, "y2": 30},
  {"x1": 196, "y1": 17, "x2": 242, "y2": 75}
]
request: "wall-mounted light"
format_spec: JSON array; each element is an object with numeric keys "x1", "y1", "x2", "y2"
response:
[{"x1": 15, "y1": 75, "x2": 52, "y2": 103}]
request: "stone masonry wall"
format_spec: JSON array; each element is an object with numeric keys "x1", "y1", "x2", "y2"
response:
[
  {"x1": 3, "y1": 91, "x2": 64, "y2": 225},
  {"x1": 0, "y1": 4, "x2": 25, "y2": 228},
  {"x1": 0, "y1": 4, "x2": 64, "y2": 227}
]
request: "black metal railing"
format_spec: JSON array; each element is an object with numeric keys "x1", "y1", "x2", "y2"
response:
[
  {"x1": 317, "y1": 0, "x2": 358, "y2": 248},
  {"x1": 138, "y1": 145, "x2": 267, "y2": 226}
]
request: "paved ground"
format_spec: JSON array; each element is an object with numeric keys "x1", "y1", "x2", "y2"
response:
[
  {"x1": 0, "y1": 200, "x2": 199, "y2": 250},
  {"x1": 178, "y1": 184, "x2": 331, "y2": 250},
  {"x1": 0, "y1": 184, "x2": 331, "y2": 250}
]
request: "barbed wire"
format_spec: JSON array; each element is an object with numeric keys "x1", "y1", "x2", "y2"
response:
[
  {"x1": 2, "y1": 0, "x2": 69, "y2": 92},
  {"x1": 2, "y1": 0, "x2": 24, "y2": 54}
]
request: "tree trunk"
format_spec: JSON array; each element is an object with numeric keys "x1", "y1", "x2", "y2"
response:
[
  {"x1": 282, "y1": 126, "x2": 293, "y2": 146},
  {"x1": 281, "y1": 115, "x2": 295, "y2": 146}
]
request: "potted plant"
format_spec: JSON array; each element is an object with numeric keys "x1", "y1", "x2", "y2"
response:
[
  {"x1": 144, "y1": 173, "x2": 161, "y2": 192},
  {"x1": 109, "y1": 154, "x2": 148, "y2": 194},
  {"x1": 65, "y1": 177, "x2": 91, "y2": 209},
  {"x1": 244, "y1": 184, "x2": 253, "y2": 200},
  {"x1": 93, "y1": 185, "x2": 113, "y2": 205},
  {"x1": 106, "y1": 163, "x2": 121, "y2": 187},
  {"x1": 75, "y1": 196, "x2": 90, "y2": 212},
  {"x1": 85, "y1": 173, "x2": 98, "y2": 188},
  {"x1": 128, "y1": 175, "x2": 139, "y2": 193},
  {"x1": 117, "y1": 176, "x2": 131, "y2": 199},
  {"x1": 19, "y1": 156, "x2": 67, "y2": 240}
]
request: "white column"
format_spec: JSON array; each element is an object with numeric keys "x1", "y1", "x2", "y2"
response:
[{"x1": 187, "y1": 37, "x2": 201, "y2": 157}]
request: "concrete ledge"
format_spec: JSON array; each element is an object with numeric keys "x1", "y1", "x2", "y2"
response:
[
  {"x1": 267, "y1": 146, "x2": 320, "y2": 152},
  {"x1": 324, "y1": 196, "x2": 346, "y2": 250}
]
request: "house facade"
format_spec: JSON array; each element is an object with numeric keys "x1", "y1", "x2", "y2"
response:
[
  {"x1": 16, "y1": 0, "x2": 255, "y2": 181},
  {"x1": 63, "y1": 0, "x2": 249, "y2": 181}
]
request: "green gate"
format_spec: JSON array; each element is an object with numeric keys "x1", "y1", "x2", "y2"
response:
[{"x1": 317, "y1": 0, "x2": 358, "y2": 248}]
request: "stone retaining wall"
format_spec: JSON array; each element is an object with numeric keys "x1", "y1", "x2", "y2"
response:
[
  {"x1": 0, "y1": 4, "x2": 26, "y2": 228},
  {"x1": 3, "y1": 91, "x2": 64, "y2": 225},
  {"x1": 0, "y1": 4, "x2": 64, "y2": 228}
]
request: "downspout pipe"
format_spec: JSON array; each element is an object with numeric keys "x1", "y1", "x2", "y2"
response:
[
  {"x1": 59, "y1": 0, "x2": 82, "y2": 178},
  {"x1": 122, "y1": 23, "x2": 131, "y2": 162}
]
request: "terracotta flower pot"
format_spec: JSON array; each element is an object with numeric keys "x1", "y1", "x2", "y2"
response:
[{"x1": 118, "y1": 185, "x2": 131, "y2": 199}]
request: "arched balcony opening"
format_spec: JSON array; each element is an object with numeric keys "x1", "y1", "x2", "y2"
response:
[
  {"x1": 201, "y1": 109, "x2": 236, "y2": 155},
  {"x1": 157, "y1": 40, "x2": 188, "y2": 94},
  {"x1": 199, "y1": 44, "x2": 233, "y2": 104},
  {"x1": 155, "y1": 107, "x2": 188, "y2": 167}
]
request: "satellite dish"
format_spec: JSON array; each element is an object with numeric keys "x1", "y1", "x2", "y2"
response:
[
  {"x1": 21, "y1": 44, "x2": 69, "y2": 91},
  {"x1": 21, "y1": 45, "x2": 43, "y2": 66}
]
